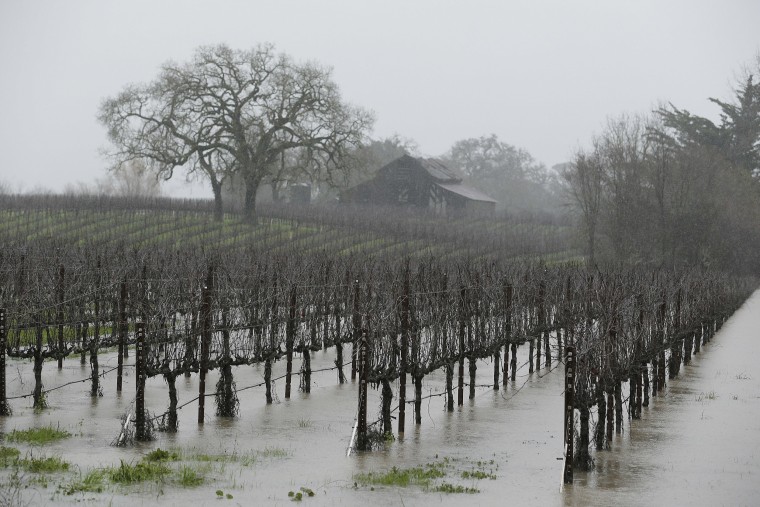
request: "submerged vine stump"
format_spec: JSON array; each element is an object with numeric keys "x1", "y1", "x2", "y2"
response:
[
  {"x1": 356, "y1": 331, "x2": 369, "y2": 450},
  {"x1": 564, "y1": 345, "x2": 575, "y2": 484},
  {"x1": 135, "y1": 322, "x2": 147, "y2": 441},
  {"x1": 0, "y1": 308, "x2": 8, "y2": 416}
]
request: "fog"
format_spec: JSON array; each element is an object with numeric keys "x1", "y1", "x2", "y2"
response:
[{"x1": 0, "y1": 0, "x2": 758, "y2": 196}]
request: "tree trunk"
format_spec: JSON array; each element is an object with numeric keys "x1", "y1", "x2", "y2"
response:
[
  {"x1": 265, "y1": 357, "x2": 273, "y2": 404},
  {"x1": 578, "y1": 405, "x2": 591, "y2": 470},
  {"x1": 211, "y1": 180, "x2": 224, "y2": 222},
  {"x1": 510, "y1": 343, "x2": 517, "y2": 381},
  {"x1": 642, "y1": 362, "x2": 650, "y2": 407},
  {"x1": 300, "y1": 349, "x2": 311, "y2": 393},
  {"x1": 243, "y1": 179, "x2": 259, "y2": 223},
  {"x1": 164, "y1": 373, "x2": 178, "y2": 432},
  {"x1": 529, "y1": 339, "x2": 535, "y2": 373},
  {"x1": 445, "y1": 362, "x2": 454, "y2": 411},
  {"x1": 606, "y1": 390, "x2": 614, "y2": 444},
  {"x1": 596, "y1": 389, "x2": 606, "y2": 450},
  {"x1": 33, "y1": 323, "x2": 44, "y2": 410},
  {"x1": 381, "y1": 379, "x2": 393, "y2": 436},
  {"x1": 493, "y1": 350, "x2": 500, "y2": 390},
  {"x1": 414, "y1": 376, "x2": 423, "y2": 425}
]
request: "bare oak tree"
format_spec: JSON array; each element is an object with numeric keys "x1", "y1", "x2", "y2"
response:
[{"x1": 99, "y1": 44, "x2": 373, "y2": 221}]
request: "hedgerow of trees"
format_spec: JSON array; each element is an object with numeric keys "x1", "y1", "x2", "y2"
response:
[{"x1": 565, "y1": 64, "x2": 760, "y2": 274}]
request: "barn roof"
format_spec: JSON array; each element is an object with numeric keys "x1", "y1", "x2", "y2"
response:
[
  {"x1": 418, "y1": 158, "x2": 461, "y2": 182},
  {"x1": 435, "y1": 182, "x2": 498, "y2": 203}
]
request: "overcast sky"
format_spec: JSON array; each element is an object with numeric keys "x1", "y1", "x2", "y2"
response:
[{"x1": 1, "y1": 0, "x2": 758, "y2": 197}]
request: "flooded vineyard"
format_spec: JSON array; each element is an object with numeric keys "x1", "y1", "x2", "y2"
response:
[
  {"x1": 0, "y1": 290, "x2": 758, "y2": 506},
  {"x1": 0, "y1": 203, "x2": 756, "y2": 505}
]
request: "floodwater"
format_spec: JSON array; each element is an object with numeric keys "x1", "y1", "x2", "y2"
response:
[{"x1": 1, "y1": 289, "x2": 759, "y2": 506}]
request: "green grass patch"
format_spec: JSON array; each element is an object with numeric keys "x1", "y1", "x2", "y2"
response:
[
  {"x1": 6, "y1": 425, "x2": 71, "y2": 445},
  {"x1": 354, "y1": 456, "x2": 499, "y2": 494},
  {"x1": 62, "y1": 469, "x2": 106, "y2": 495},
  {"x1": 108, "y1": 459, "x2": 170, "y2": 484},
  {"x1": 177, "y1": 465, "x2": 204, "y2": 487},
  {"x1": 435, "y1": 482, "x2": 479, "y2": 494},
  {"x1": 144, "y1": 448, "x2": 179, "y2": 462},
  {"x1": 354, "y1": 464, "x2": 445, "y2": 488},
  {"x1": 19, "y1": 455, "x2": 70, "y2": 473},
  {"x1": 461, "y1": 470, "x2": 496, "y2": 480},
  {"x1": 257, "y1": 446, "x2": 289, "y2": 459},
  {"x1": 0, "y1": 446, "x2": 20, "y2": 466}
]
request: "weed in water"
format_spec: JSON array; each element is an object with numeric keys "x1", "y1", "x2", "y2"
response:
[
  {"x1": 434, "y1": 482, "x2": 479, "y2": 494},
  {"x1": 108, "y1": 460, "x2": 170, "y2": 484},
  {"x1": 258, "y1": 447, "x2": 288, "y2": 459},
  {"x1": 300, "y1": 486, "x2": 315, "y2": 497},
  {"x1": 176, "y1": 465, "x2": 204, "y2": 487},
  {"x1": 354, "y1": 464, "x2": 445, "y2": 488},
  {"x1": 297, "y1": 418, "x2": 312, "y2": 429},
  {"x1": 144, "y1": 448, "x2": 178, "y2": 462},
  {"x1": 461, "y1": 470, "x2": 496, "y2": 480},
  {"x1": 18, "y1": 455, "x2": 69, "y2": 473},
  {"x1": 6, "y1": 425, "x2": 71, "y2": 445},
  {"x1": 62, "y1": 469, "x2": 106, "y2": 495},
  {"x1": 0, "y1": 447, "x2": 20, "y2": 467}
]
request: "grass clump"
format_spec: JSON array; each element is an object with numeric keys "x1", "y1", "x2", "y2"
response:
[
  {"x1": 461, "y1": 470, "x2": 496, "y2": 480},
  {"x1": 354, "y1": 464, "x2": 445, "y2": 488},
  {"x1": 62, "y1": 469, "x2": 106, "y2": 495},
  {"x1": 6, "y1": 425, "x2": 71, "y2": 445},
  {"x1": 0, "y1": 446, "x2": 20, "y2": 466},
  {"x1": 435, "y1": 482, "x2": 479, "y2": 494},
  {"x1": 144, "y1": 448, "x2": 178, "y2": 462},
  {"x1": 19, "y1": 455, "x2": 69, "y2": 473},
  {"x1": 108, "y1": 459, "x2": 170, "y2": 484},
  {"x1": 258, "y1": 446, "x2": 289, "y2": 459},
  {"x1": 177, "y1": 465, "x2": 204, "y2": 487}
]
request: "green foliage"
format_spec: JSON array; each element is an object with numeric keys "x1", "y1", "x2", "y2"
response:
[
  {"x1": 0, "y1": 447, "x2": 20, "y2": 466},
  {"x1": 62, "y1": 469, "x2": 106, "y2": 495},
  {"x1": 434, "y1": 482, "x2": 479, "y2": 494},
  {"x1": 177, "y1": 465, "x2": 204, "y2": 487},
  {"x1": 461, "y1": 470, "x2": 496, "y2": 480},
  {"x1": 19, "y1": 455, "x2": 69, "y2": 473},
  {"x1": 354, "y1": 464, "x2": 445, "y2": 488},
  {"x1": 108, "y1": 459, "x2": 170, "y2": 484},
  {"x1": 6, "y1": 425, "x2": 71, "y2": 445},
  {"x1": 144, "y1": 448, "x2": 178, "y2": 462}
]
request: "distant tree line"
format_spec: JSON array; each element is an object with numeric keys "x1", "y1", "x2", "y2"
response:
[{"x1": 565, "y1": 60, "x2": 760, "y2": 274}]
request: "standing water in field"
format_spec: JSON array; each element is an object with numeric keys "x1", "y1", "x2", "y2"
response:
[
  {"x1": 1, "y1": 290, "x2": 759, "y2": 505},
  {"x1": 564, "y1": 288, "x2": 760, "y2": 506}
]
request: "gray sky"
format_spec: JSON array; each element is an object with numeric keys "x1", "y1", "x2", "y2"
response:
[{"x1": 1, "y1": 0, "x2": 758, "y2": 197}]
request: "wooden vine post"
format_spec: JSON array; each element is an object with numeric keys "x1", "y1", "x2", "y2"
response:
[
  {"x1": 117, "y1": 280, "x2": 126, "y2": 392},
  {"x1": 0, "y1": 308, "x2": 8, "y2": 416},
  {"x1": 351, "y1": 279, "x2": 360, "y2": 381},
  {"x1": 457, "y1": 286, "x2": 466, "y2": 406},
  {"x1": 198, "y1": 270, "x2": 212, "y2": 424},
  {"x1": 356, "y1": 330, "x2": 369, "y2": 450},
  {"x1": 398, "y1": 265, "x2": 410, "y2": 438},
  {"x1": 285, "y1": 287, "x2": 296, "y2": 399},
  {"x1": 57, "y1": 265, "x2": 64, "y2": 370},
  {"x1": 135, "y1": 322, "x2": 146, "y2": 440},
  {"x1": 564, "y1": 344, "x2": 576, "y2": 484}
]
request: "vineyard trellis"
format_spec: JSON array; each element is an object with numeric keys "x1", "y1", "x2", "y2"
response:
[{"x1": 0, "y1": 195, "x2": 755, "y2": 480}]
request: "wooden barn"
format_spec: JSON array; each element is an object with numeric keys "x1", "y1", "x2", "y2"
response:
[{"x1": 341, "y1": 155, "x2": 497, "y2": 215}]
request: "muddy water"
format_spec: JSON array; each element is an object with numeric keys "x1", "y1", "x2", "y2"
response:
[{"x1": 1, "y1": 290, "x2": 759, "y2": 506}]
